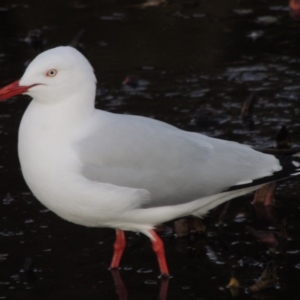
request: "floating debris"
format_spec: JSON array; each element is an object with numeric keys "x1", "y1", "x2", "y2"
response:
[
  {"x1": 137, "y1": 268, "x2": 153, "y2": 274},
  {"x1": 205, "y1": 246, "x2": 224, "y2": 264},
  {"x1": 287, "y1": 250, "x2": 300, "y2": 254},
  {"x1": 0, "y1": 230, "x2": 14, "y2": 237},
  {"x1": 224, "y1": 65, "x2": 267, "y2": 82},
  {"x1": 189, "y1": 89, "x2": 210, "y2": 98},
  {"x1": 98, "y1": 40, "x2": 108, "y2": 47},
  {"x1": 256, "y1": 16, "x2": 278, "y2": 25},
  {"x1": 132, "y1": 0, "x2": 167, "y2": 9},
  {"x1": 247, "y1": 30, "x2": 264, "y2": 41},
  {"x1": 0, "y1": 254, "x2": 8, "y2": 262},
  {"x1": 233, "y1": 212, "x2": 246, "y2": 223},
  {"x1": 100, "y1": 13, "x2": 125, "y2": 21},
  {"x1": 144, "y1": 279, "x2": 157, "y2": 285},
  {"x1": 270, "y1": 6, "x2": 289, "y2": 11},
  {"x1": 233, "y1": 9, "x2": 253, "y2": 15},
  {"x1": 3, "y1": 193, "x2": 14, "y2": 205},
  {"x1": 181, "y1": 285, "x2": 190, "y2": 290},
  {"x1": 25, "y1": 219, "x2": 34, "y2": 224}
]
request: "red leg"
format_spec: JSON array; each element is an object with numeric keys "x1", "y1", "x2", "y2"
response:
[
  {"x1": 149, "y1": 229, "x2": 169, "y2": 276},
  {"x1": 110, "y1": 230, "x2": 126, "y2": 269}
]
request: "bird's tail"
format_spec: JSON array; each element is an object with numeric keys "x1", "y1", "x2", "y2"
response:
[{"x1": 226, "y1": 153, "x2": 300, "y2": 192}]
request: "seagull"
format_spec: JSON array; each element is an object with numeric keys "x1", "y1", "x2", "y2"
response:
[{"x1": 0, "y1": 46, "x2": 299, "y2": 276}]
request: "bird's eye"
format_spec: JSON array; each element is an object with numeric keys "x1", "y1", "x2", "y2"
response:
[{"x1": 46, "y1": 69, "x2": 57, "y2": 77}]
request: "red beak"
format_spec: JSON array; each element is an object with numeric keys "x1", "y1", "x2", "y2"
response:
[{"x1": 0, "y1": 80, "x2": 37, "y2": 101}]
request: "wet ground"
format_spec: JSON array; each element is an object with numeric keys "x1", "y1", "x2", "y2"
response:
[{"x1": 1, "y1": 0, "x2": 300, "y2": 299}]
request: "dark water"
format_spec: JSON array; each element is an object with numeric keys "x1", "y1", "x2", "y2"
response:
[{"x1": 1, "y1": 0, "x2": 300, "y2": 299}]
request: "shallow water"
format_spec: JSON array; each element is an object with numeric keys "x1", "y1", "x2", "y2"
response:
[{"x1": 1, "y1": 0, "x2": 300, "y2": 299}]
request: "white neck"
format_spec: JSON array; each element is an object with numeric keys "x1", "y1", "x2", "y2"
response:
[{"x1": 22, "y1": 87, "x2": 96, "y2": 138}]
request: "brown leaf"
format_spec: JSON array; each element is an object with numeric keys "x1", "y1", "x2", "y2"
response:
[{"x1": 248, "y1": 263, "x2": 278, "y2": 293}]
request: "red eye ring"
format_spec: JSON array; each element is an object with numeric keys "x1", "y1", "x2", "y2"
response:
[{"x1": 46, "y1": 69, "x2": 57, "y2": 77}]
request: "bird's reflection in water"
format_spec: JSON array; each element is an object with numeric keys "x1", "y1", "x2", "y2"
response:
[
  {"x1": 110, "y1": 270, "x2": 127, "y2": 300},
  {"x1": 290, "y1": 0, "x2": 300, "y2": 20},
  {"x1": 110, "y1": 269, "x2": 169, "y2": 300}
]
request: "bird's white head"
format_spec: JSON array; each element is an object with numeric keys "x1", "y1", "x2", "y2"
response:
[{"x1": 0, "y1": 46, "x2": 97, "y2": 104}]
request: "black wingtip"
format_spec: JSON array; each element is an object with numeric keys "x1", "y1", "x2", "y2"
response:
[{"x1": 226, "y1": 154, "x2": 300, "y2": 192}]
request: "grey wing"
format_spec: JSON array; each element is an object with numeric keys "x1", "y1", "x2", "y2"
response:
[{"x1": 75, "y1": 111, "x2": 281, "y2": 208}]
